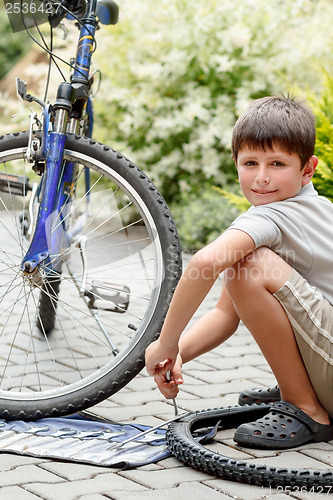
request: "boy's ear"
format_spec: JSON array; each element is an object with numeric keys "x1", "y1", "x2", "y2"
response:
[{"x1": 302, "y1": 155, "x2": 318, "y2": 185}]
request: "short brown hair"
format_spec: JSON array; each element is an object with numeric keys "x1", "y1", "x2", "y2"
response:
[{"x1": 231, "y1": 96, "x2": 316, "y2": 168}]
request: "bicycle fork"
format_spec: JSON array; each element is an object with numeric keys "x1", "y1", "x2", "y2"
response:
[
  {"x1": 21, "y1": 108, "x2": 72, "y2": 279},
  {"x1": 21, "y1": 10, "x2": 98, "y2": 279},
  {"x1": 20, "y1": 96, "x2": 127, "y2": 350}
]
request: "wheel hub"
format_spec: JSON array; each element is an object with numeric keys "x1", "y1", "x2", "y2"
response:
[{"x1": 22, "y1": 268, "x2": 44, "y2": 287}]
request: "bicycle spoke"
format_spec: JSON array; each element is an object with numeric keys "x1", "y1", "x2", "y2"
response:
[
  {"x1": 35, "y1": 288, "x2": 85, "y2": 381},
  {"x1": 0, "y1": 280, "x2": 32, "y2": 387},
  {"x1": 2, "y1": 162, "x2": 26, "y2": 250},
  {"x1": 20, "y1": 282, "x2": 42, "y2": 392}
]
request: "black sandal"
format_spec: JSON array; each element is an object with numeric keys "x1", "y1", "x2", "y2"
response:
[
  {"x1": 234, "y1": 401, "x2": 333, "y2": 449},
  {"x1": 238, "y1": 385, "x2": 281, "y2": 406}
]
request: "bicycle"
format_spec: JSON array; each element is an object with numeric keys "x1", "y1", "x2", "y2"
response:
[{"x1": 0, "y1": 0, "x2": 182, "y2": 420}]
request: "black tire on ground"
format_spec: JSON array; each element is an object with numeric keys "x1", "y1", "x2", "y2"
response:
[
  {"x1": 36, "y1": 276, "x2": 61, "y2": 334},
  {"x1": 166, "y1": 405, "x2": 333, "y2": 492}
]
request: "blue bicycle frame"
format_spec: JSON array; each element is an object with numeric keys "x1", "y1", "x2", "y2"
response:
[{"x1": 20, "y1": 2, "x2": 98, "y2": 276}]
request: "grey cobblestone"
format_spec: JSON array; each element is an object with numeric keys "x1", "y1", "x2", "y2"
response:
[
  {"x1": 110, "y1": 482, "x2": 233, "y2": 499},
  {"x1": 39, "y1": 461, "x2": 112, "y2": 481},
  {"x1": 118, "y1": 467, "x2": 212, "y2": 488},
  {"x1": 182, "y1": 379, "x2": 261, "y2": 397},
  {"x1": 175, "y1": 395, "x2": 238, "y2": 412},
  {"x1": 300, "y1": 447, "x2": 333, "y2": 466},
  {"x1": 203, "y1": 479, "x2": 271, "y2": 499},
  {"x1": 180, "y1": 358, "x2": 215, "y2": 371},
  {"x1": 244, "y1": 450, "x2": 332, "y2": 469},
  {"x1": 193, "y1": 365, "x2": 269, "y2": 384},
  {"x1": 153, "y1": 456, "x2": 184, "y2": 469},
  {"x1": 92, "y1": 401, "x2": 171, "y2": 423},
  {"x1": 122, "y1": 376, "x2": 157, "y2": 392},
  {"x1": 108, "y1": 389, "x2": 162, "y2": 406},
  {"x1": 26, "y1": 473, "x2": 148, "y2": 499},
  {"x1": 0, "y1": 464, "x2": 64, "y2": 487},
  {"x1": 204, "y1": 479, "x2": 298, "y2": 499},
  {"x1": 0, "y1": 486, "x2": 43, "y2": 499},
  {"x1": 199, "y1": 353, "x2": 270, "y2": 370},
  {"x1": 0, "y1": 454, "x2": 46, "y2": 470},
  {"x1": 78, "y1": 495, "x2": 109, "y2": 500}
]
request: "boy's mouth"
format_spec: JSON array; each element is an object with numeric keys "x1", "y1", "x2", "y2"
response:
[{"x1": 251, "y1": 189, "x2": 278, "y2": 196}]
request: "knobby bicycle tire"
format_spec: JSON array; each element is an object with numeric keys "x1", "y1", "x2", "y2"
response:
[
  {"x1": 166, "y1": 405, "x2": 333, "y2": 493},
  {"x1": 0, "y1": 131, "x2": 182, "y2": 420},
  {"x1": 37, "y1": 276, "x2": 61, "y2": 334}
]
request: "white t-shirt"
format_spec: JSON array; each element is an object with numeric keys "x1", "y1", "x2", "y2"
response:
[{"x1": 228, "y1": 182, "x2": 333, "y2": 304}]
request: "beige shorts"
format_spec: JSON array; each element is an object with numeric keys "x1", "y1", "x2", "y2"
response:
[{"x1": 273, "y1": 269, "x2": 333, "y2": 417}]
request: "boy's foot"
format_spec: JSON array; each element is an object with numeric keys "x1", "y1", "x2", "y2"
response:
[
  {"x1": 233, "y1": 401, "x2": 333, "y2": 449},
  {"x1": 238, "y1": 385, "x2": 281, "y2": 406}
]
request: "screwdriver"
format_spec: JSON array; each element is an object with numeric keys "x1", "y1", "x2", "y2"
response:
[{"x1": 166, "y1": 370, "x2": 179, "y2": 416}]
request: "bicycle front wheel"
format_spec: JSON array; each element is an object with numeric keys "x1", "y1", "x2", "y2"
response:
[{"x1": 0, "y1": 132, "x2": 181, "y2": 420}]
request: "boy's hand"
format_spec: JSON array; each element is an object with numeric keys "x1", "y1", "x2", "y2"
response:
[
  {"x1": 154, "y1": 353, "x2": 183, "y2": 399},
  {"x1": 145, "y1": 339, "x2": 183, "y2": 398},
  {"x1": 145, "y1": 338, "x2": 178, "y2": 376}
]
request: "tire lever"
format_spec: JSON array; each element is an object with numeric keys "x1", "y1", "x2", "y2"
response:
[
  {"x1": 107, "y1": 371, "x2": 185, "y2": 452},
  {"x1": 166, "y1": 370, "x2": 179, "y2": 416},
  {"x1": 107, "y1": 410, "x2": 190, "y2": 451}
]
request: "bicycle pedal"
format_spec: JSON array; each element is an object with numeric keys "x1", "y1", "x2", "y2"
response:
[
  {"x1": 0, "y1": 172, "x2": 32, "y2": 196},
  {"x1": 89, "y1": 281, "x2": 130, "y2": 313}
]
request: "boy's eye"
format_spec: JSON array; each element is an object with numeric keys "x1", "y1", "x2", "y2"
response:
[
  {"x1": 245, "y1": 161, "x2": 257, "y2": 166},
  {"x1": 272, "y1": 161, "x2": 285, "y2": 167}
]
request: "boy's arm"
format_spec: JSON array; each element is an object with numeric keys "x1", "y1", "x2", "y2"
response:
[
  {"x1": 145, "y1": 229, "x2": 255, "y2": 386},
  {"x1": 179, "y1": 282, "x2": 240, "y2": 362},
  {"x1": 153, "y1": 283, "x2": 240, "y2": 398}
]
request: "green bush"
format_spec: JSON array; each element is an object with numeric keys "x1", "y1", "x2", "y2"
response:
[
  {"x1": 308, "y1": 73, "x2": 333, "y2": 200},
  {"x1": 0, "y1": 13, "x2": 31, "y2": 81},
  {"x1": 214, "y1": 186, "x2": 251, "y2": 213},
  {"x1": 94, "y1": 0, "x2": 333, "y2": 206},
  {"x1": 170, "y1": 185, "x2": 240, "y2": 251}
]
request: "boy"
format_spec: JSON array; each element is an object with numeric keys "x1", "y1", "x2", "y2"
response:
[{"x1": 145, "y1": 96, "x2": 333, "y2": 449}]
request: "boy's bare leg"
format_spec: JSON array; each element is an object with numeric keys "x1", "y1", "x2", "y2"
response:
[{"x1": 224, "y1": 247, "x2": 330, "y2": 425}]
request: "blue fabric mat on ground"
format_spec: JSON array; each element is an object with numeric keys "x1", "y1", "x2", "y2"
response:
[{"x1": 0, "y1": 412, "x2": 170, "y2": 469}]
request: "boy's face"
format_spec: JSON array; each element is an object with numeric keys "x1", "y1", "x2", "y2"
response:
[{"x1": 236, "y1": 146, "x2": 318, "y2": 207}]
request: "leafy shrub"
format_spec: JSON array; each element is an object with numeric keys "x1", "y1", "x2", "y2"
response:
[
  {"x1": 170, "y1": 185, "x2": 240, "y2": 251},
  {"x1": 308, "y1": 73, "x2": 333, "y2": 200},
  {"x1": 94, "y1": 0, "x2": 333, "y2": 206},
  {"x1": 214, "y1": 186, "x2": 250, "y2": 213},
  {"x1": 0, "y1": 13, "x2": 31, "y2": 81}
]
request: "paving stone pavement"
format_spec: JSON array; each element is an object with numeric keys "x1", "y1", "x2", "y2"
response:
[{"x1": 1, "y1": 253, "x2": 333, "y2": 500}]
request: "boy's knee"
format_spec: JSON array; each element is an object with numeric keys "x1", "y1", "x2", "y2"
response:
[
  {"x1": 225, "y1": 247, "x2": 265, "y2": 279},
  {"x1": 225, "y1": 247, "x2": 292, "y2": 294},
  {"x1": 224, "y1": 255, "x2": 256, "y2": 293}
]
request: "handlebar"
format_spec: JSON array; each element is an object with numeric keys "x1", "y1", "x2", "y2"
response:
[
  {"x1": 49, "y1": 0, "x2": 86, "y2": 27},
  {"x1": 49, "y1": 0, "x2": 118, "y2": 27}
]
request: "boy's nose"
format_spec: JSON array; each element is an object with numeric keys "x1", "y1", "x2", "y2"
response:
[
  {"x1": 256, "y1": 167, "x2": 270, "y2": 184},
  {"x1": 257, "y1": 176, "x2": 270, "y2": 184}
]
